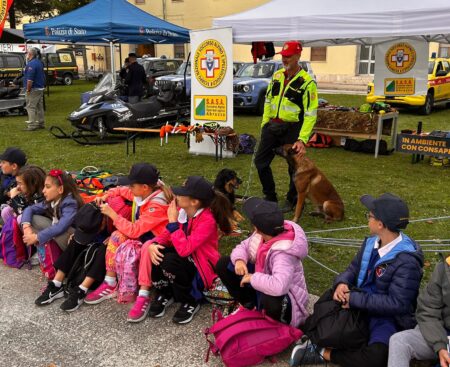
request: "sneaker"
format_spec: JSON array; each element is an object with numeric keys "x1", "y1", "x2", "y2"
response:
[
  {"x1": 35, "y1": 281, "x2": 65, "y2": 306},
  {"x1": 172, "y1": 302, "x2": 201, "y2": 324},
  {"x1": 148, "y1": 294, "x2": 174, "y2": 318},
  {"x1": 84, "y1": 282, "x2": 116, "y2": 304},
  {"x1": 60, "y1": 287, "x2": 86, "y2": 312},
  {"x1": 127, "y1": 296, "x2": 151, "y2": 323},
  {"x1": 289, "y1": 339, "x2": 326, "y2": 366}
]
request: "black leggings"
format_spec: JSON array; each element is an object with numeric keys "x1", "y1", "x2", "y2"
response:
[
  {"x1": 330, "y1": 342, "x2": 388, "y2": 367},
  {"x1": 216, "y1": 256, "x2": 292, "y2": 324},
  {"x1": 151, "y1": 247, "x2": 198, "y2": 304},
  {"x1": 54, "y1": 240, "x2": 106, "y2": 283}
]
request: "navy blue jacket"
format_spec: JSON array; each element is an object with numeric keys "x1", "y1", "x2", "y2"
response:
[
  {"x1": 334, "y1": 233, "x2": 423, "y2": 332},
  {"x1": 21, "y1": 194, "x2": 78, "y2": 244}
]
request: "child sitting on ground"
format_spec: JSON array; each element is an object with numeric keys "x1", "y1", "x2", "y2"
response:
[
  {"x1": 3, "y1": 165, "x2": 46, "y2": 223},
  {"x1": 21, "y1": 169, "x2": 84, "y2": 251},
  {"x1": 84, "y1": 163, "x2": 171, "y2": 305},
  {"x1": 143, "y1": 176, "x2": 234, "y2": 324},
  {"x1": 0, "y1": 147, "x2": 27, "y2": 212},
  {"x1": 388, "y1": 255, "x2": 450, "y2": 367},
  {"x1": 34, "y1": 203, "x2": 105, "y2": 311},
  {"x1": 216, "y1": 197, "x2": 309, "y2": 327},
  {"x1": 290, "y1": 193, "x2": 423, "y2": 367}
]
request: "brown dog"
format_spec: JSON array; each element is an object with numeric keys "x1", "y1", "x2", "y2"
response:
[{"x1": 277, "y1": 144, "x2": 344, "y2": 223}]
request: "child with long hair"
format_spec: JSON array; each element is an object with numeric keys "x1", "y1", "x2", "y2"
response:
[
  {"x1": 144, "y1": 176, "x2": 234, "y2": 324},
  {"x1": 21, "y1": 169, "x2": 84, "y2": 251},
  {"x1": 84, "y1": 163, "x2": 171, "y2": 305}
]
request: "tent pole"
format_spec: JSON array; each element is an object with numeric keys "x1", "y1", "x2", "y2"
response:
[{"x1": 110, "y1": 41, "x2": 116, "y2": 84}]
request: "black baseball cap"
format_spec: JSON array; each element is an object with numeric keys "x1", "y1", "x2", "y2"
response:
[
  {"x1": 0, "y1": 147, "x2": 27, "y2": 166},
  {"x1": 128, "y1": 52, "x2": 137, "y2": 58},
  {"x1": 360, "y1": 193, "x2": 410, "y2": 232},
  {"x1": 172, "y1": 176, "x2": 215, "y2": 202},
  {"x1": 243, "y1": 197, "x2": 285, "y2": 236},
  {"x1": 118, "y1": 163, "x2": 159, "y2": 186},
  {"x1": 73, "y1": 203, "x2": 104, "y2": 245}
]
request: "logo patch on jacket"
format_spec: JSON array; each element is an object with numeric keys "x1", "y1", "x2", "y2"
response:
[{"x1": 375, "y1": 264, "x2": 387, "y2": 278}]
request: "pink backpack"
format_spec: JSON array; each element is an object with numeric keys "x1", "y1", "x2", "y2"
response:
[
  {"x1": 36, "y1": 240, "x2": 62, "y2": 280},
  {"x1": 205, "y1": 308, "x2": 303, "y2": 367},
  {"x1": 115, "y1": 239, "x2": 141, "y2": 304}
]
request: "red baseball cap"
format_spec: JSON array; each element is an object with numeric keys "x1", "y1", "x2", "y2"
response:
[{"x1": 278, "y1": 41, "x2": 302, "y2": 57}]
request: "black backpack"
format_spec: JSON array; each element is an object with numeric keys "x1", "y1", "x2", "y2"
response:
[
  {"x1": 238, "y1": 134, "x2": 257, "y2": 154},
  {"x1": 65, "y1": 242, "x2": 102, "y2": 291}
]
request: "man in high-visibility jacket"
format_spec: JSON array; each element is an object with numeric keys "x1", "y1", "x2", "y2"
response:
[{"x1": 254, "y1": 40, "x2": 318, "y2": 211}]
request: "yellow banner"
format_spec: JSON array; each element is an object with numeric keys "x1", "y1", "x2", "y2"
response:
[{"x1": 193, "y1": 95, "x2": 227, "y2": 121}]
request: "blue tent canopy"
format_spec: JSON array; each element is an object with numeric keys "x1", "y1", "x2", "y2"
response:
[{"x1": 23, "y1": 0, "x2": 190, "y2": 44}]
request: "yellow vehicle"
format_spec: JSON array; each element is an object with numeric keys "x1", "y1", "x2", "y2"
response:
[{"x1": 367, "y1": 57, "x2": 450, "y2": 115}]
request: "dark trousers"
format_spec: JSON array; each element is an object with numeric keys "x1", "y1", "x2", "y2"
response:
[
  {"x1": 54, "y1": 241, "x2": 106, "y2": 283},
  {"x1": 254, "y1": 122, "x2": 301, "y2": 203},
  {"x1": 330, "y1": 342, "x2": 388, "y2": 367},
  {"x1": 216, "y1": 256, "x2": 292, "y2": 324},
  {"x1": 151, "y1": 248, "x2": 197, "y2": 304}
]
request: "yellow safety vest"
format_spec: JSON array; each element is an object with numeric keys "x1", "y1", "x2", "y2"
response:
[{"x1": 262, "y1": 68, "x2": 318, "y2": 144}]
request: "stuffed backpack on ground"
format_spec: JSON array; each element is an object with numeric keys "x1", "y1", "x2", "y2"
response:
[
  {"x1": 302, "y1": 288, "x2": 369, "y2": 350},
  {"x1": 115, "y1": 239, "x2": 141, "y2": 304},
  {"x1": 238, "y1": 134, "x2": 257, "y2": 154},
  {"x1": 205, "y1": 308, "x2": 303, "y2": 367},
  {"x1": 36, "y1": 239, "x2": 62, "y2": 280},
  {"x1": 306, "y1": 132, "x2": 333, "y2": 148},
  {"x1": 0, "y1": 216, "x2": 30, "y2": 268},
  {"x1": 65, "y1": 242, "x2": 102, "y2": 292}
]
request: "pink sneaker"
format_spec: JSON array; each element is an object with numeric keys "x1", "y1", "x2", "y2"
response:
[
  {"x1": 84, "y1": 282, "x2": 116, "y2": 304},
  {"x1": 127, "y1": 295, "x2": 151, "y2": 323}
]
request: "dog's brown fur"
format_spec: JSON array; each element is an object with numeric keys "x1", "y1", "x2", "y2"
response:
[{"x1": 279, "y1": 144, "x2": 344, "y2": 223}]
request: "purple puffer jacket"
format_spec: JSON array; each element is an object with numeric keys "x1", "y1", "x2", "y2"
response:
[{"x1": 230, "y1": 220, "x2": 309, "y2": 327}]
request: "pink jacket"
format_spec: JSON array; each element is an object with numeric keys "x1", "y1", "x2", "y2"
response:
[
  {"x1": 230, "y1": 220, "x2": 309, "y2": 327},
  {"x1": 150, "y1": 208, "x2": 220, "y2": 289}
]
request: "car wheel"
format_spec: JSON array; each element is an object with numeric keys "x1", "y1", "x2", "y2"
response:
[
  {"x1": 63, "y1": 74, "x2": 73, "y2": 86},
  {"x1": 419, "y1": 92, "x2": 433, "y2": 115},
  {"x1": 255, "y1": 93, "x2": 265, "y2": 116}
]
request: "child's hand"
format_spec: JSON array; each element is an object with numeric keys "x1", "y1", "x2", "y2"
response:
[
  {"x1": 100, "y1": 203, "x2": 117, "y2": 220},
  {"x1": 167, "y1": 200, "x2": 178, "y2": 223},
  {"x1": 9, "y1": 187, "x2": 20, "y2": 198},
  {"x1": 438, "y1": 349, "x2": 450, "y2": 367},
  {"x1": 149, "y1": 243, "x2": 165, "y2": 265},
  {"x1": 23, "y1": 232, "x2": 38, "y2": 246},
  {"x1": 240, "y1": 273, "x2": 252, "y2": 287},
  {"x1": 333, "y1": 283, "x2": 349, "y2": 304},
  {"x1": 235, "y1": 260, "x2": 248, "y2": 276},
  {"x1": 95, "y1": 194, "x2": 108, "y2": 206}
]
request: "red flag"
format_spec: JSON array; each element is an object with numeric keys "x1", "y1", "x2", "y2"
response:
[{"x1": 0, "y1": 0, "x2": 14, "y2": 39}]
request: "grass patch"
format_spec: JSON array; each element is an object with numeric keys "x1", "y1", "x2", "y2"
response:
[{"x1": 1, "y1": 81, "x2": 449, "y2": 294}]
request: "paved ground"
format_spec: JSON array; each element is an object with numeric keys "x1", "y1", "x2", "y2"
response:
[{"x1": 0, "y1": 264, "x2": 323, "y2": 367}]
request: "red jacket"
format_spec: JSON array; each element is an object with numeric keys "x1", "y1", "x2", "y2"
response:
[
  {"x1": 108, "y1": 186, "x2": 169, "y2": 239},
  {"x1": 151, "y1": 208, "x2": 219, "y2": 289}
]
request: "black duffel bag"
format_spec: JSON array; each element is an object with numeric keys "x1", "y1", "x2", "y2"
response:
[{"x1": 302, "y1": 288, "x2": 369, "y2": 350}]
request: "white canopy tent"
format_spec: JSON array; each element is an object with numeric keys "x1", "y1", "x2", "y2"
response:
[{"x1": 213, "y1": 0, "x2": 450, "y2": 46}]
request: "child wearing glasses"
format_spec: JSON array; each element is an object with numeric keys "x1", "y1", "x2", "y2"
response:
[{"x1": 290, "y1": 193, "x2": 423, "y2": 367}]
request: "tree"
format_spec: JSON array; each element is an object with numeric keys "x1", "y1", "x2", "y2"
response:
[{"x1": 8, "y1": 0, "x2": 91, "y2": 28}]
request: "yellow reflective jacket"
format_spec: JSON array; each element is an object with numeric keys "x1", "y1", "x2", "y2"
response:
[{"x1": 262, "y1": 68, "x2": 318, "y2": 144}]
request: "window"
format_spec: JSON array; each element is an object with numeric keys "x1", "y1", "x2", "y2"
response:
[
  {"x1": 6, "y1": 56, "x2": 21, "y2": 68},
  {"x1": 310, "y1": 47, "x2": 327, "y2": 62},
  {"x1": 135, "y1": 0, "x2": 145, "y2": 4},
  {"x1": 358, "y1": 45, "x2": 375, "y2": 75},
  {"x1": 174, "y1": 44, "x2": 185, "y2": 59},
  {"x1": 439, "y1": 46, "x2": 450, "y2": 58}
]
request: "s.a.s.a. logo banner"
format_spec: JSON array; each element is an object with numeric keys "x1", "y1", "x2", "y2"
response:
[
  {"x1": 384, "y1": 42, "x2": 417, "y2": 74},
  {"x1": 194, "y1": 39, "x2": 227, "y2": 88}
]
